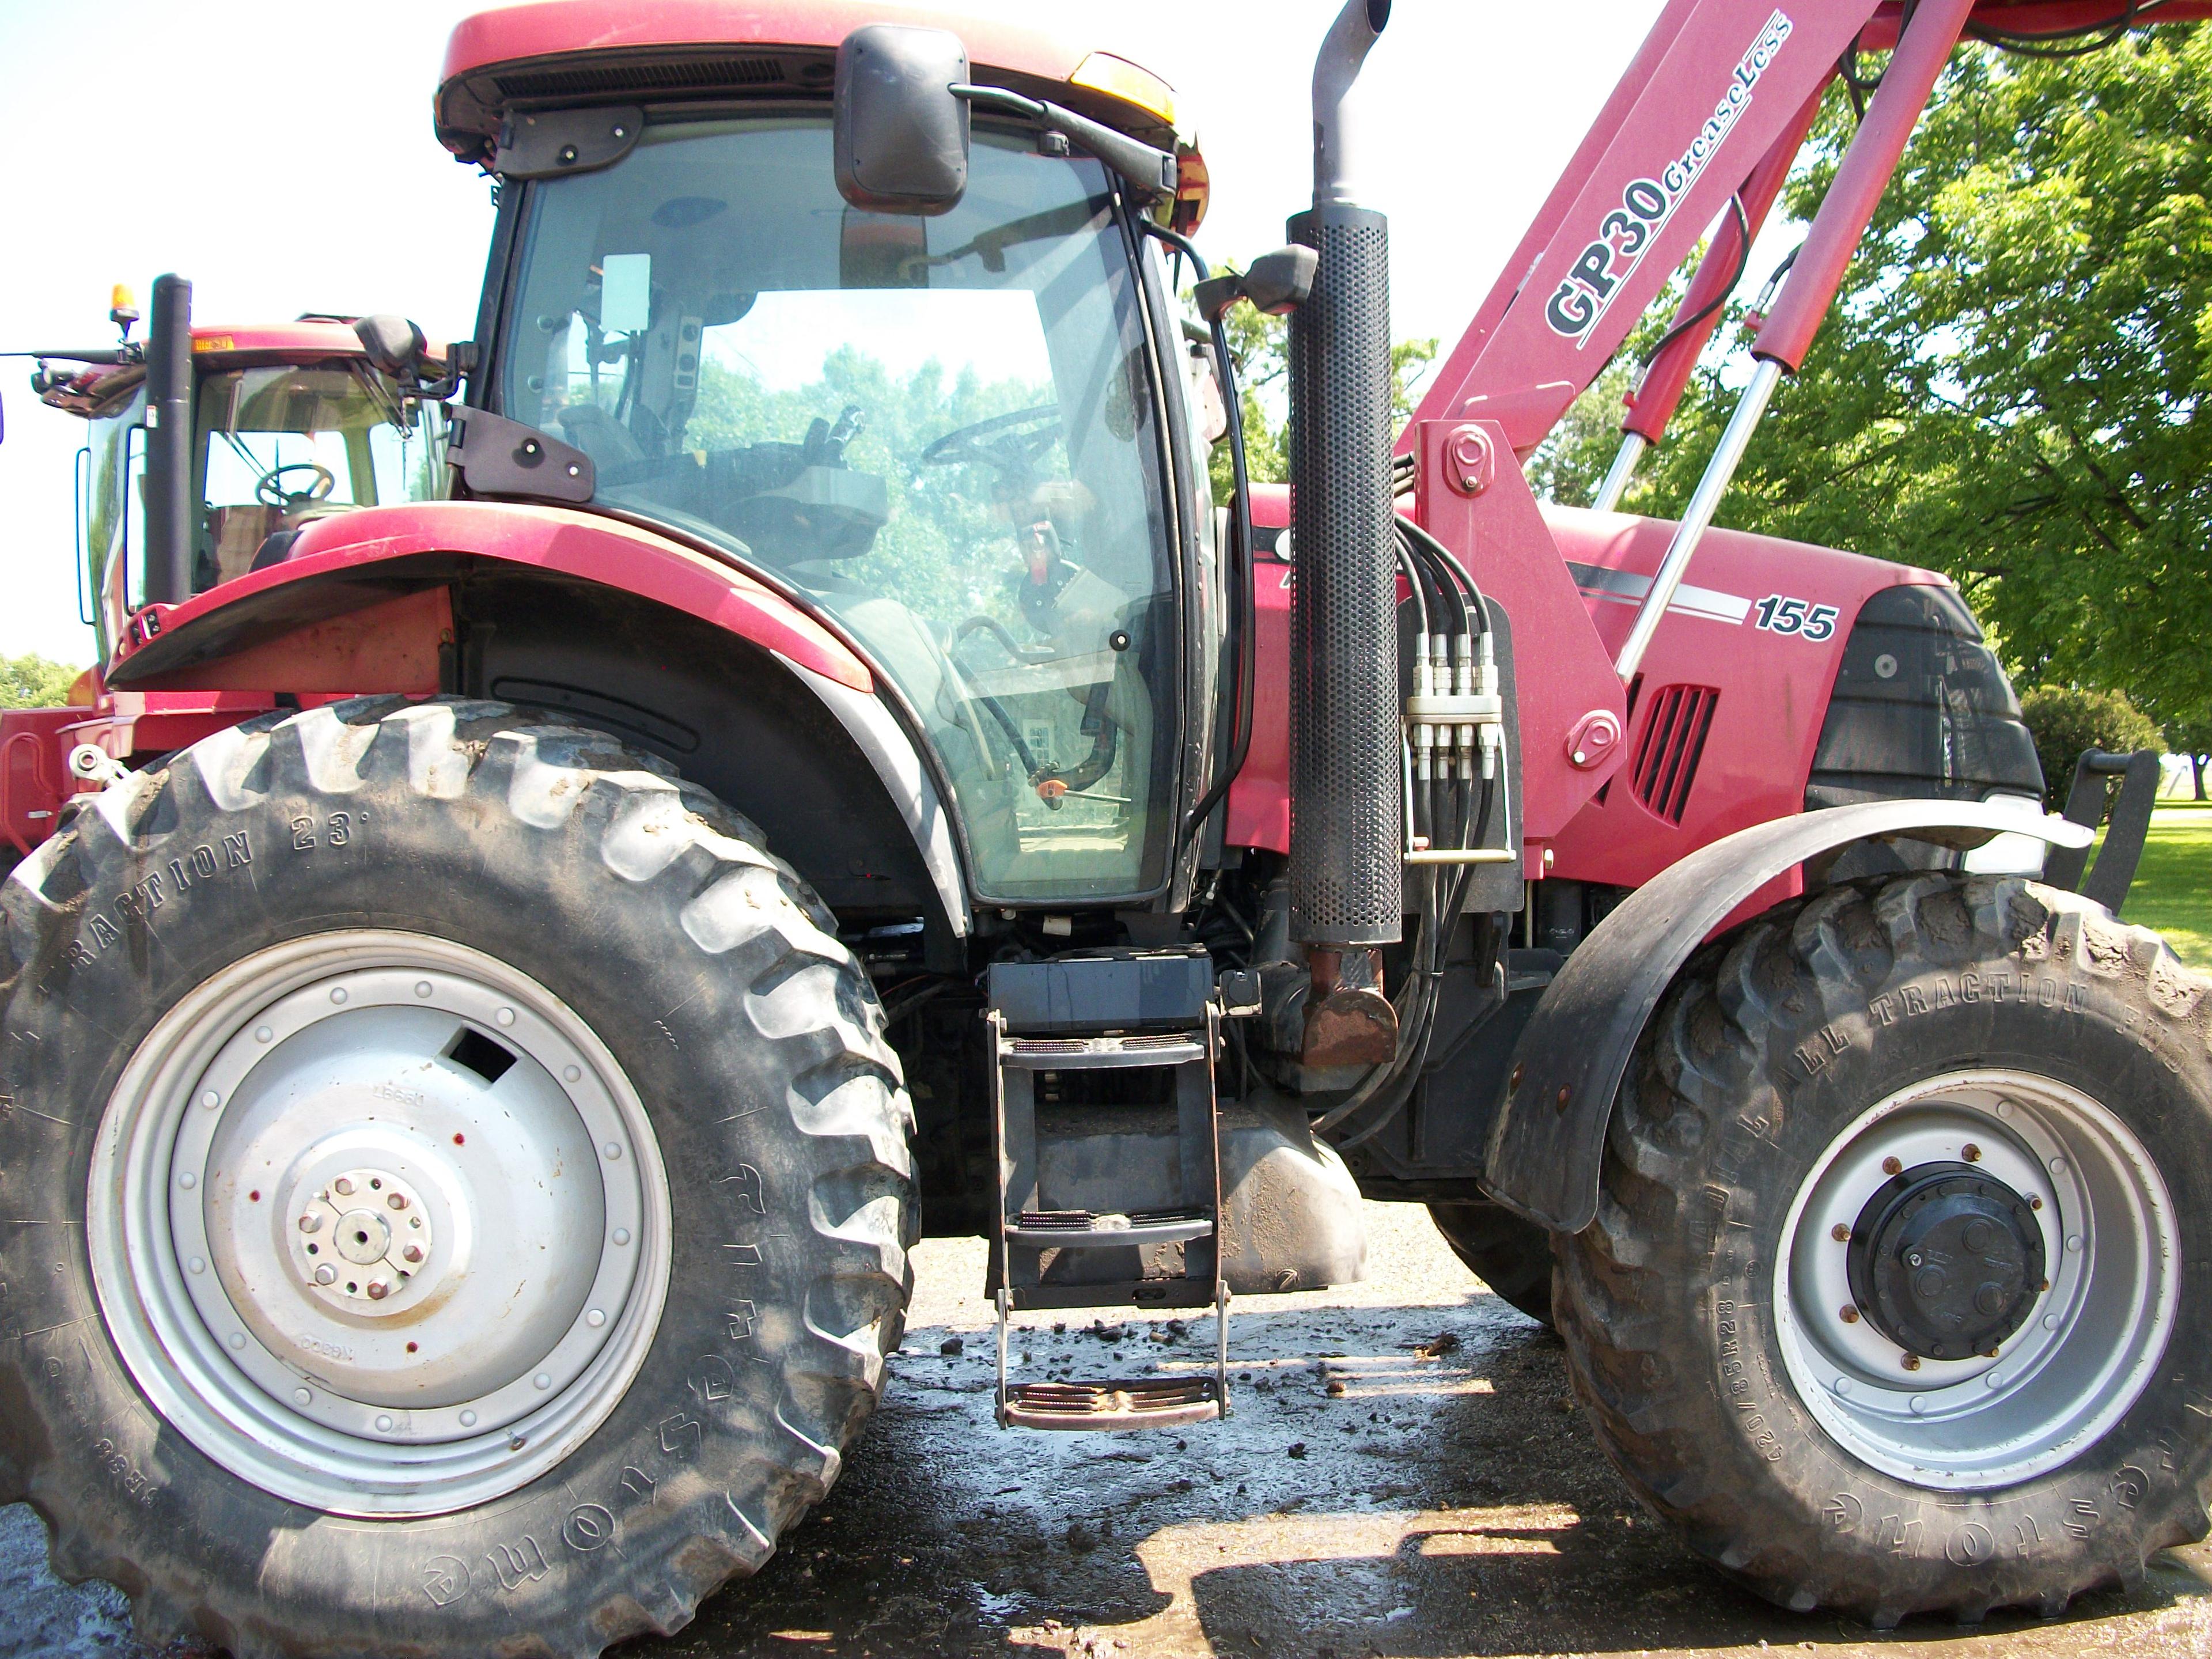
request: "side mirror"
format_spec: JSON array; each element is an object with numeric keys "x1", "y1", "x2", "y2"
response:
[
  {"x1": 834, "y1": 24, "x2": 970, "y2": 216},
  {"x1": 1242, "y1": 247, "x2": 1320, "y2": 316},
  {"x1": 353, "y1": 314, "x2": 428, "y2": 384},
  {"x1": 1194, "y1": 246, "x2": 1320, "y2": 323}
]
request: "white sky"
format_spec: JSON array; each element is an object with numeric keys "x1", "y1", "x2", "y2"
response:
[{"x1": 0, "y1": 0, "x2": 1669, "y2": 666}]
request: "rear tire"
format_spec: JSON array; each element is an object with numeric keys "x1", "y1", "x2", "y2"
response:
[
  {"x1": 1427, "y1": 1200, "x2": 1554, "y2": 1326},
  {"x1": 0, "y1": 699, "x2": 915, "y2": 1657},
  {"x1": 1556, "y1": 874, "x2": 2212, "y2": 1624}
]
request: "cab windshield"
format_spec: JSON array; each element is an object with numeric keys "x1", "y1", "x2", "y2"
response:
[
  {"x1": 194, "y1": 363, "x2": 447, "y2": 589},
  {"x1": 499, "y1": 116, "x2": 1179, "y2": 904}
]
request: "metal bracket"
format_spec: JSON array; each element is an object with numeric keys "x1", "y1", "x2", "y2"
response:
[
  {"x1": 2045, "y1": 748, "x2": 2160, "y2": 915},
  {"x1": 447, "y1": 409, "x2": 595, "y2": 506},
  {"x1": 494, "y1": 106, "x2": 643, "y2": 179}
]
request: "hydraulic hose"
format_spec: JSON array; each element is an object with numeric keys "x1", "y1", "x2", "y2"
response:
[{"x1": 1152, "y1": 224, "x2": 1259, "y2": 850}]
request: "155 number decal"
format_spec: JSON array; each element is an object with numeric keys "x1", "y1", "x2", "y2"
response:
[{"x1": 1752, "y1": 594, "x2": 1839, "y2": 642}]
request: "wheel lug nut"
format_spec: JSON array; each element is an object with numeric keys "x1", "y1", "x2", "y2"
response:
[
  {"x1": 313, "y1": 1264, "x2": 336, "y2": 1286},
  {"x1": 298, "y1": 1213, "x2": 321, "y2": 1233},
  {"x1": 1963, "y1": 1142, "x2": 1982, "y2": 1162},
  {"x1": 388, "y1": 1192, "x2": 408, "y2": 1211},
  {"x1": 1881, "y1": 1157, "x2": 1903, "y2": 1176},
  {"x1": 334, "y1": 1177, "x2": 355, "y2": 1196},
  {"x1": 1840, "y1": 1305, "x2": 1859, "y2": 1324},
  {"x1": 402, "y1": 1243, "x2": 425, "y2": 1264},
  {"x1": 1831, "y1": 1224, "x2": 1850, "y2": 1243},
  {"x1": 1901, "y1": 1354, "x2": 1921, "y2": 1372},
  {"x1": 367, "y1": 1279, "x2": 390, "y2": 1301}
]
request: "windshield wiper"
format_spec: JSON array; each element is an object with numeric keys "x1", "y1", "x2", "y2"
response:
[{"x1": 950, "y1": 85, "x2": 1178, "y2": 205}]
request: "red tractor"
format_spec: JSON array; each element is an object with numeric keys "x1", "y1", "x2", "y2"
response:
[
  {"x1": 1, "y1": 304, "x2": 450, "y2": 869},
  {"x1": 2, "y1": 1, "x2": 2205, "y2": 1652}
]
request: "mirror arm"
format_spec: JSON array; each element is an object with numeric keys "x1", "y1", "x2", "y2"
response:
[
  {"x1": 950, "y1": 83, "x2": 1178, "y2": 203},
  {"x1": 413, "y1": 341, "x2": 479, "y2": 405}
]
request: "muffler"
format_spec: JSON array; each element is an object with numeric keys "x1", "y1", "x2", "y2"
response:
[
  {"x1": 142, "y1": 274, "x2": 195, "y2": 607},
  {"x1": 1287, "y1": 0, "x2": 1399, "y2": 1067}
]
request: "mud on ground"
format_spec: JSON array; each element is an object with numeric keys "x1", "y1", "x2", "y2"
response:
[{"x1": 7, "y1": 1204, "x2": 2210, "y2": 1658}]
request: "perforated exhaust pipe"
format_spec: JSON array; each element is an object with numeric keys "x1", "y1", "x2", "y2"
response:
[
  {"x1": 1287, "y1": 0, "x2": 1399, "y2": 1069},
  {"x1": 142, "y1": 274, "x2": 195, "y2": 608}
]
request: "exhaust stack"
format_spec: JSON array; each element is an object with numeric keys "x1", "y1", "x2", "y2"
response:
[
  {"x1": 142, "y1": 274, "x2": 194, "y2": 608},
  {"x1": 1287, "y1": 0, "x2": 1399, "y2": 1068}
]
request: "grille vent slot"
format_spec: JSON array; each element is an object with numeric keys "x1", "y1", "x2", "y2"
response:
[
  {"x1": 1631, "y1": 684, "x2": 1718, "y2": 824},
  {"x1": 493, "y1": 54, "x2": 789, "y2": 101}
]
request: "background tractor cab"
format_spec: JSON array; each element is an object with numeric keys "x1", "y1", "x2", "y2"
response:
[
  {"x1": 0, "y1": 294, "x2": 450, "y2": 869},
  {"x1": 24, "y1": 291, "x2": 449, "y2": 658}
]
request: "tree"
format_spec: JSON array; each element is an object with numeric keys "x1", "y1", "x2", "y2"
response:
[
  {"x1": 2018, "y1": 685, "x2": 2162, "y2": 809},
  {"x1": 0, "y1": 655, "x2": 81, "y2": 710},
  {"x1": 1208, "y1": 301, "x2": 1289, "y2": 503},
  {"x1": 1619, "y1": 30, "x2": 2212, "y2": 730},
  {"x1": 1527, "y1": 355, "x2": 1637, "y2": 506}
]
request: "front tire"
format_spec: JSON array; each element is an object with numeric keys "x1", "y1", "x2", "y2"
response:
[
  {"x1": 1556, "y1": 874, "x2": 2212, "y2": 1624},
  {"x1": 1427, "y1": 1200, "x2": 1554, "y2": 1327},
  {"x1": 0, "y1": 699, "x2": 914, "y2": 1657}
]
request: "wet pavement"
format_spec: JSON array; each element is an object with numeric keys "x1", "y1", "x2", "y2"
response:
[{"x1": 7, "y1": 1203, "x2": 2211, "y2": 1657}]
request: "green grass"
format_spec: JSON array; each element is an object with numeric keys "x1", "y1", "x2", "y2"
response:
[{"x1": 2100, "y1": 800, "x2": 2212, "y2": 968}]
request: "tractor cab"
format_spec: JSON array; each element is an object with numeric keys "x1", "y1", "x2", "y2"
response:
[
  {"x1": 32, "y1": 315, "x2": 448, "y2": 656},
  {"x1": 451, "y1": 13, "x2": 1219, "y2": 908},
  {"x1": 495, "y1": 111, "x2": 1189, "y2": 900}
]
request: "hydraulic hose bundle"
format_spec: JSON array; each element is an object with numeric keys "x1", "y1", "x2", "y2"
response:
[{"x1": 1311, "y1": 516, "x2": 1504, "y2": 1147}]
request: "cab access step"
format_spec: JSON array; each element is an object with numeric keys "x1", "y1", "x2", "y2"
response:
[{"x1": 986, "y1": 952, "x2": 1233, "y2": 1430}]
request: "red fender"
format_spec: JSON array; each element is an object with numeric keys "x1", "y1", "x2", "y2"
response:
[{"x1": 107, "y1": 502, "x2": 873, "y2": 695}]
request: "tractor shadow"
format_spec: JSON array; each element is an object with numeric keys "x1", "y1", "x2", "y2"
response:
[{"x1": 649, "y1": 1282, "x2": 2212, "y2": 1659}]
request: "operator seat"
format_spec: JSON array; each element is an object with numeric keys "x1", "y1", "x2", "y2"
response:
[{"x1": 554, "y1": 403, "x2": 645, "y2": 468}]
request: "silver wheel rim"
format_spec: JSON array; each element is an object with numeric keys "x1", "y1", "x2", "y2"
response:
[
  {"x1": 89, "y1": 931, "x2": 672, "y2": 1517},
  {"x1": 1775, "y1": 1068, "x2": 2176, "y2": 1488}
]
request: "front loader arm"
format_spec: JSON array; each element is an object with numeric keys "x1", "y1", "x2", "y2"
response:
[
  {"x1": 1407, "y1": 0, "x2": 2212, "y2": 461},
  {"x1": 1405, "y1": 0, "x2": 1877, "y2": 453}
]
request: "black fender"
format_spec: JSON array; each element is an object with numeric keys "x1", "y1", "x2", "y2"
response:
[{"x1": 1483, "y1": 800, "x2": 2093, "y2": 1232}]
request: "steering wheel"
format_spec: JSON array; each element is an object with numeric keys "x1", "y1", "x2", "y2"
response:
[
  {"x1": 255, "y1": 461, "x2": 338, "y2": 510},
  {"x1": 919, "y1": 405, "x2": 1061, "y2": 482}
]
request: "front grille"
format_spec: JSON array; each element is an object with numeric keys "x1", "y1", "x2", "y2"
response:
[{"x1": 1631, "y1": 684, "x2": 1718, "y2": 824}]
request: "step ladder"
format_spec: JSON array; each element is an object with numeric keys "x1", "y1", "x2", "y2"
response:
[{"x1": 985, "y1": 955, "x2": 1231, "y2": 1431}]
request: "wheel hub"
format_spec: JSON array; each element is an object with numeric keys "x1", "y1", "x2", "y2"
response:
[
  {"x1": 1845, "y1": 1161, "x2": 2044, "y2": 1361},
  {"x1": 289, "y1": 1166, "x2": 435, "y2": 1310},
  {"x1": 89, "y1": 931, "x2": 673, "y2": 1517},
  {"x1": 1777, "y1": 1071, "x2": 2176, "y2": 1488}
]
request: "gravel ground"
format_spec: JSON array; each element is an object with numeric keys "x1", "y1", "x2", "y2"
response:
[{"x1": 7, "y1": 1202, "x2": 2209, "y2": 1658}]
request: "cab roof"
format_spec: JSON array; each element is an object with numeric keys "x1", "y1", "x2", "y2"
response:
[
  {"x1": 39, "y1": 322, "x2": 440, "y2": 420},
  {"x1": 188, "y1": 320, "x2": 374, "y2": 360},
  {"x1": 435, "y1": 0, "x2": 1181, "y2": 167}
]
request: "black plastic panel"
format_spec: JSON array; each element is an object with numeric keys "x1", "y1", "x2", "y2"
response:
[
  {"x1": 987, "y1": 952, "x2": 1212, "y2": 1035},
  {"x1": 1807, "y1": 583, "x2": 2041, "y2": 809}
]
